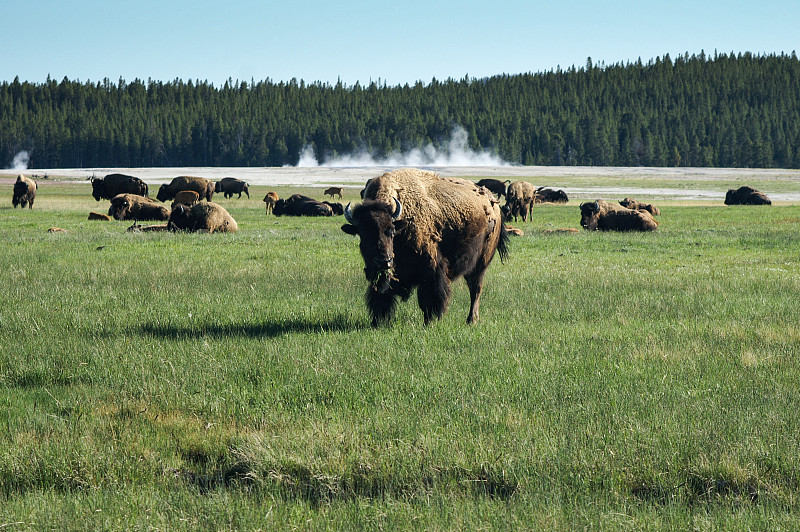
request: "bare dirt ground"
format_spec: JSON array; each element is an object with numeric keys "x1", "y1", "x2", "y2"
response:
[{"x1": 2, "y1": 166, "x2": 799, "y2": 201}]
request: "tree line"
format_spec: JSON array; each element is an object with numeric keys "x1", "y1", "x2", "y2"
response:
[{"x1": 2, "y1": 51, "x2": 799, "y2": 169}]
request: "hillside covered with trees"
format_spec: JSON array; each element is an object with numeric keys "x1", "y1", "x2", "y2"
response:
[{"x1": 2, "y1": 51, "x2": 799, "y2": 169}]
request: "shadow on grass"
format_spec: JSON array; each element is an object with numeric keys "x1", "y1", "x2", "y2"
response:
[{"x1": 139, "y1": 313, "x2": 366, "y2": 339}]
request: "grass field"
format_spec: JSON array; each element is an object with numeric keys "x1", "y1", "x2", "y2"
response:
[{"x1": 1, "y1": 181, "x2": 800, "y2": 530}]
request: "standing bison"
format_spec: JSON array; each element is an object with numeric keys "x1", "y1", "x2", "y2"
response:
[
  {"x1": 724, "y1": 186, "x2": 771, "y2": 206},
  {"x1": 215, "y1": 177, "x2": 250, "y2": 199},
  {"x1": 91, "y1": 173, "x2": 148, "y2": 201},
  {"x1": 168, "y1": 202, "x2": 238, "y2": 233},
  {"x1": 342, "y1": 168, "x2": 509, "y2": 327},
  {"x1": 12, "y1": 175, "x2": 37, "y2": 209},
  {"x1": 476, "y1": 179, "x2": 510, "y2": 199},
  {"x1": 324, "y1": 187, "x2": 343, "y2": 199},
  {"x1": 108, "y1": 194, "x2": 170, "y2": 221},
  {"x1": 503, "y1": 181, "x2": 538, "y2": 222},
  {"x1": 579, "y1": 201, "x2": 657, "y2": 231},
  {"x1": 156, "y1": 176, "x2": 214, "y2": 202},
  {"x1": 263, "y1": 192, "x2": 279, "y2": 214}
]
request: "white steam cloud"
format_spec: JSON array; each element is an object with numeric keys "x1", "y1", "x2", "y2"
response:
[
  {"x1": 296, "y1": 126, "x2": 510, "y2": 167},
  {"x1": 11, "y1": 151, "x2": 30, "y2": 170}
]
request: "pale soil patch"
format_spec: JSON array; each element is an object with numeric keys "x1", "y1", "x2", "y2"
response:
[{"x1": 2, "y1": 166, "x2": 799, "y2": 201}]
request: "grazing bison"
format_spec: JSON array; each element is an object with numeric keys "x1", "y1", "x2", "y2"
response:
[
  {"x1": 579, "y1": 201, "x2": 658, "y2": 232},
  {"x1": 263, "y1": 192, "x2": 279, "y2": 214},
  {"x1": 504, "y1": 181, "x2": 538, "y2": 222},
  {"x1": 476, "y1": 179, "x2": 511, "y2": 199},
  {"x1": 535, "y1": 187, "x2": 569, "y2": 203},
  {"x1": 619, "y1": 197, "x2": 660, "y2": 215},
  {"x1": 324, "y1": 187, "x2": 343, "y2": 199},
  {"x1": 168, "y1": 202, "x2": 238, "y2": 233},
  {"x1": 91, "y1": 173, "x2": 148, "y2": 201},
  {"x1": 273, "y1": 194, "x2": 334, "y2": 217},
  {"x1": 12, "y1": 175, "x2": 37, "y2": 209},
  {"x1": 724, "y1": 186, "x2": 771, "y2": 206},
  {"x1": 156, "y1": 176, "x2": 214, "y2": 202},
  {"x1": 215, "y1": 177, "x2": 250, "y2": 199},
  {"x1": 342, "y1": 168, "x2": 509, "y2": 327},
  {"x1": 108, "y1": 194, "x2": 170, "y2": 221}
]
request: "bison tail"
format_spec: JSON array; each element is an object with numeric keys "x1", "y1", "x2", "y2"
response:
[{"x1": 497, "y1": 224, "x2": 511, "y2": 264}]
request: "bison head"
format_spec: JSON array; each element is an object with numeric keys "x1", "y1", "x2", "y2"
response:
[
  {"x1": 109, "y1": 197, "x2": 131, "y2": 220},
  {"x1": 341, "y1": 198, "x2": 406, "y2": 293},
  {"x1": 156, "y1": 184, "x2": 172, "y2": 202},
  {"x1": 579, "y1": 201, "x2": 601, "y2": 230},
  {"x1": 90, "y1": 178, "x2": 106, "y2": 201},
  {"x1": 167, "y1": 204, "x2": 192, "y2": 231}
]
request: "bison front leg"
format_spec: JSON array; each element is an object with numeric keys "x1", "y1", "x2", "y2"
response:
[
  {"x1": 417, "y1": 264, "x2": 451, "y2": 325},
  {"x1": 465, "y1": 269, "x2": 487, "y2": 324},
  {"x1": 366, "y1": 288, "x2": 398, "y2": 327}
]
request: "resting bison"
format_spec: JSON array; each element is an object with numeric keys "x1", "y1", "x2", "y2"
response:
[
  {"x1": 619, "y1": 197, "x2": 660, "y2": 215},
  {"x1": 215, "y1": 177, "x2": 250, "y2": 199},
  {"x1": 580, "y1": 201, "x2": 657, "y2": 231},
  {"x1": 324, "y1": 187, "x2": 343, "y2": 199},
  {"x1": 168, "y1": 202, "x2": 238, "y2": 233},
  {"x1": 108, "y1": 194, "x2": 170, "y2": 221},
  {"x1": 476, "y1": 179, "x2": 510, "y2": 199},
  {"x1": 12, "y1": 175, "x2": 37, "y2": 209},
  {"x1": 263, "y1": 192, "x2": 279, "y2": 214},
  {"x1": 535, "y1": 187, "x2": 569, "y2": 203},
  {"x1": 724, "y1": 186, "x2": 771, "y2": 206},
  {"x1": 91, "y1": 173, "x2": 148, "y2": 201},
  {"x1": 273, "y1": 194, "x2": 333, "y2": 217},
  {"x1": 342, "y1": 168, "x2": 509, "y2": 327},
  {"x1": 88, "y1": 211, "x2": 112, "y2": 221},
  {"x1": 156, "y1": 176, "x2": 214, "y2": 202},
  {"x1": 504, "y1": 181, "x2": 538, "y2": 221}
]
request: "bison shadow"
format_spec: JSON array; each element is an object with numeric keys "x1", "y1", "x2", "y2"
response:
[{"x1": 139, "y1": 313, "x2": 364, "y2": 339}]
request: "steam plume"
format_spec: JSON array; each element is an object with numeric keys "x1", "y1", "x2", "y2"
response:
[
  {"x1": 11, "y1": 151, "x2": 30, "y2": 170},
  {"x1": 296, "y1": 126, "x2": 509, "y2": 167}
]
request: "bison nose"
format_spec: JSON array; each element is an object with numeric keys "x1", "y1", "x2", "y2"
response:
[{"x1": 375, "y1": 256, "x2": 393, "y2": 269}]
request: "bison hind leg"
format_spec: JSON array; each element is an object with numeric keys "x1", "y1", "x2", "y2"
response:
[
  {"x1": 465, "y1": 269, "x2": 487, "y2": 324},
  {"x1": 417, "y1": 263, "x2": 451, "y2": 326}
]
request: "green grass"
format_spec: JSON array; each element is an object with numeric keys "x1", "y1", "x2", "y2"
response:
[{"x1": 1, "y1": 183, "x2": 800, "y2": 530}]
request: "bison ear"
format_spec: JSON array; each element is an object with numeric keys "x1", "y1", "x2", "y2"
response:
[
  {"x1": 341, "y1": 224, "x2": 359, "y2": 235},
  {"x1": 393, "y1": 219, "x2": 408, "y2": 232}
]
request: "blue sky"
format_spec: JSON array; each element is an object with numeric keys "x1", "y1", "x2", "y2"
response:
[{"x1": 4, "y1": 0, "x2": 798, "y2": 86}]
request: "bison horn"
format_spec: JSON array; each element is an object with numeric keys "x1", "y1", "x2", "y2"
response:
[
  {"x1": 392, "y1": 198, "x2": 402, "y2": 221},
  {"x1": 344, "y1": 202, "x2": 357, "y2": 226}
]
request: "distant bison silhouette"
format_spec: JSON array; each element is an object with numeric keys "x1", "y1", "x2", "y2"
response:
[{"x1": 724, "y1": 186, "x2": 771, "y2": 205}]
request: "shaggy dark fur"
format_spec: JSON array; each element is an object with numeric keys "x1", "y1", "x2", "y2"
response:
[
  {"x1": 91, "y1": 173, "x2": 148, "y2": 201},
  {"x1": 724, "y1": 186, "x2": 771, "y2": 206},
  {"x1": 535, "y1": 187, "x2": 569, "y2": 203},
  {"x1": 108, "y1": 194, "x2": 170, "y2": 221},
  {"x1": 273, "y1": 194, "x2": 334, "y2": 216}
]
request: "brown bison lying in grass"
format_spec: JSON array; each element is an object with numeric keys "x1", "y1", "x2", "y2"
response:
[
  {"x1": 535, "y1": 187, "x2": 569, "y2": 203},
  {"x1": 619, "y1": 197, "x2": 661, "y2": 215},
  {"x1": 108, "y1": 194, "x2": 170, "y2": 221},
  {"x1": 724, "y1": 186, "x2": 771, "y2": 205},
  {"x1": 12, "y1": 175, "x2": 37, "y2": 209},
  {"x1": 168, "y1": 202, "x2": 238, "y2": 233},
  {"x1": 580, "y1": 201, "x2": 658, "y2": 231},
  {"x1": 342, "y1": 168, "x2": 509, "y2": 327}
]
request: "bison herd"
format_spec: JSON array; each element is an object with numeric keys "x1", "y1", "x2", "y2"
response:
[{"x1": 7, "y1": 170, "x2": 781, "y2": 326}]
